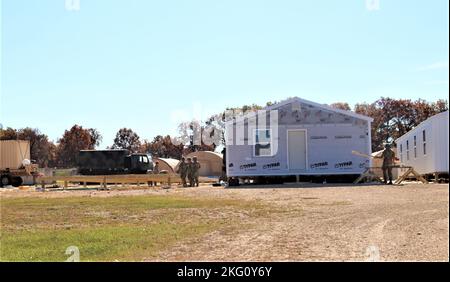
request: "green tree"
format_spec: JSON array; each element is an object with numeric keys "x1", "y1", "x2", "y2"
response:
[
  {"x1": 56, "y1": 125, "x2": 102, "y2": 167},
  {"x1": 111, "y1": 128, "x2": 141, "y2": 153}
]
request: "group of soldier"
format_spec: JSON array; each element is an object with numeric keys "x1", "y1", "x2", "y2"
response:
[{"x1": 176, "y1": 156, "x2": 201, "y2": 187}]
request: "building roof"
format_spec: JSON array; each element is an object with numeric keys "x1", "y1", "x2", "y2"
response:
[
  {"x1": 226, "y1": 96, "x2": 374, "y2": 125},
  {"x1": 185, "y1": 151, "x2": 223, "y2": 159},
  {"x1": 153, "y1": 157, "x2": 180, "y2": 172},
  {"x1": 395, "y1": 110, "x2": 449, "y2": 142}
]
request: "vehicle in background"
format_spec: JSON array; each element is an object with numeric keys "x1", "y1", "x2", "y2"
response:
[
  {"x1": 0, "y1": 140, "x2": 39, "y2": 187},
  {"x1": 77, "y1": 149, "x2": 153, "y2": 175}
]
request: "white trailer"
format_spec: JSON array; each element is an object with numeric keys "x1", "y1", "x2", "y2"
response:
[
  {"x1": 225, "y1": 97, "x2": 373, "y2": 182},
  {"x1": 396, "y1": 111, "x2": 449, "y2": 178}
]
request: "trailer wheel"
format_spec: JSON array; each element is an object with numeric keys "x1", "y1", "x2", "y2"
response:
[
  {"x1": 11, "y1": 177, "x2": 23, "y2": 187},
  {"x1": 1, "y1": 175, "x2": 11, "y2": 187},
  {"x1": 228, "y1": 178, "x2": 240, "y2": 186}
]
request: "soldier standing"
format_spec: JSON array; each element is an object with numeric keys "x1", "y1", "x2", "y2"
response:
[
  {"x1": 150, "y1": 161, "x2": 160, "y2": 186},
  {"x1": 192, "y1": 156, "x2": 201, "y2": 187},
  {"x1": 381, "y1": 143, "x2": 396, "y2": 185},
  {"x1": 177, "y1": 157, "x2": 188, "y2": 187},
  {"x1": 153, "y1": 161, "x2": 160, "y2": 174},
  {"x1": 186, "y1": 158, "x2": 194, "y2": 187}
]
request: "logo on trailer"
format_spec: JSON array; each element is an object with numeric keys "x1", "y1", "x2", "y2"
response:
[
  {"x1": 263, "y1": 162, "x2": 280, "y2": 169},
  {"x1": 310, "y1": 162, "x2": 328, "y2": 169},
  {"x1": 335, "y1": 161, "x2": 353, "y2": 169},
  {"x1": 240, "y1": 163, "x2": 257, "y2": 170}
]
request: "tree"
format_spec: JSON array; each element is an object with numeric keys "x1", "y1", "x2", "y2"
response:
[
  {"x1": 55, "y1": 125, "x2": 101, "y2": 167},
  {"x1": 18, "y1": 128, "x2": 57, "y2": 168},
  {"x1": 330, "y1": 102, "x2": 351, "y2": 111},
  {"x1": 355, "y1": 97, "x2": 448, "y2": 151},
  {"x1": 88, "y1": 128, "x2": 102, "y2": 148},
  {"x1": 111, "y1": 128, "x2": 141, "y2": 153},
  {"x1": 144, "y1": 135, "x2": 184, "y2": 159},
  {"x1": 0, "y1": 127, "x2": 19, "y2": 140}
]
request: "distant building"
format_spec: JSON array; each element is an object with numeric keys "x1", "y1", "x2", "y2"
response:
[{"x1": 396, "y1": 111, "x2": 449, "y2": 177}]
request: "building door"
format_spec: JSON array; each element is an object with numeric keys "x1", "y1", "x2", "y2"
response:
[{"x1": 288, "y1": 130, "x2": 307, "y2": 170}]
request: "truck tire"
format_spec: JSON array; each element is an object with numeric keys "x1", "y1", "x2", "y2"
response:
[
  {"x1": 11, "y1": 177, "x2": 23, "y2": 187},
  {"x1": 1, "y1": 175, "x2": 11, "y2": 187}
]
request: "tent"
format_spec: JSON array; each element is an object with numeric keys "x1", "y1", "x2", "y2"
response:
[
  {"x1": 153, "y1": 158, "x2": 179, "y2": 174},
  {"x1": 177, "y1": 151, "x2": 223, "y2": 177}
]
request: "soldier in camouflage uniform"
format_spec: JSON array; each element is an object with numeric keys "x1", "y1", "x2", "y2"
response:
[
  {"x1": 153, "y1": 161, "x2": 160, "y2": 174},
  {"x1": 192, "y1": 156, "x2": 201, "y2": 187},
  {"x1": 381, "y1": 143, "x2": 396, "y2": 185},
  {"x1": 186, "y1": 158, "x2": 194, "y2": 187},
  {"x1": 177, "y1": 157, "x2": 188, "y2": 187}
]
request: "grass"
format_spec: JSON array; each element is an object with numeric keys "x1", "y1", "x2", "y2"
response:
[{"x1": 0, "y1": 194, "x2": 266, "y2": 261}]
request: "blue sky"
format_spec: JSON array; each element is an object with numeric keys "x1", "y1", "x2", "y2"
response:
[{"x1": 1, "y1": 0, "x2": 448, "y2": 148}]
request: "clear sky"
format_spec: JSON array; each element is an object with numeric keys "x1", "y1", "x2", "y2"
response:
[{"x1": 1, "y1": 0, "x2": 448, "y2": 148}]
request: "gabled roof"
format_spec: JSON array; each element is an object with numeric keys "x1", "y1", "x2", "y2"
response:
[
  {"x1": 226, "y1": 96, "x2": 374, "y2": 125},
  {"x1": 395, "y1": 110, "x2": 449, "y2": 142}
]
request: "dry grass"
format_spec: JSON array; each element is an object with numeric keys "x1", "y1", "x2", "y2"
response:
[{"x1": 1, "y1": 182, "x2": 448, "y2": 261}]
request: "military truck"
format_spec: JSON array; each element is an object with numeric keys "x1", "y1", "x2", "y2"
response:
[
  {"x1": 0, "y1": 140, "x2": 38, "y2": 187},
  {"x1": 77, "y1": 149, "x2": 153, "y2": 175}
]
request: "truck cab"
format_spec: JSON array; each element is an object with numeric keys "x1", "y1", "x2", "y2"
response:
[{"x1": 125, "y1": 154, "x2": 153, "y2": 174}]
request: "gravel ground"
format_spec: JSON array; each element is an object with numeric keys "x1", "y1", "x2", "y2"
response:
[{"x1": 1, "y1": 182, "x2": 448, "y2": 261}]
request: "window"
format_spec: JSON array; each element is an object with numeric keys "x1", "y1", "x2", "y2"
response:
[
  {"x1": 406, "y1": 140, "x2": 409, "y2": 161},
  {"x1": 254, "y1": 129, "x2": 272, "y2": 157},
  {"x1": 414, "y1": 135, "x2": 417, "y2": 158},
  {"x1": 422, "y1": 130, "x2": 427, "y2": 155},
  {"x1": 400, "y1": 144, "x2": 403, "y2": 162}
]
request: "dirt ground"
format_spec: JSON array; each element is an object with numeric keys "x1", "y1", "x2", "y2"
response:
[{"x1": 1, "y1": 182, "x2": 448, "y2": 261}]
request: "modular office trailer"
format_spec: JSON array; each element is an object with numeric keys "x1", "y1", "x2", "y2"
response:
[
  {"x1": 396, "y1": 111, "x2": 449, "y2": 176},
  {"x1": 225, "y1": 97, "x2": 373, "y2": 178}
]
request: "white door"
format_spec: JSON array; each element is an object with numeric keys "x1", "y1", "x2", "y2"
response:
[{"x1": 288, "y1": 130, "x2": 307, "y2": 170}]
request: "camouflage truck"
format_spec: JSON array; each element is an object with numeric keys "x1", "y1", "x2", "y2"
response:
[{"x1": 77, "y1": 150, "x2": 153, "y2": 175}]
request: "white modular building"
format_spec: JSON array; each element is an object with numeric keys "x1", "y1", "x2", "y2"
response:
[
  {"x1": 396, "y1": 111, "x2": 449, "y2": 176},
  {"x1": 225, "y1": 97, "x2": 373, "y2": 178}
]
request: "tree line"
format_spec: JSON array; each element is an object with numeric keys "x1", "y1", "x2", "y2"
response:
[
  {"x1": 0, "y1": 97, "x2": 447, "y2": 168},
  {"x1": 0, "y1": 125, "x2": 214, "y2": 168}
]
